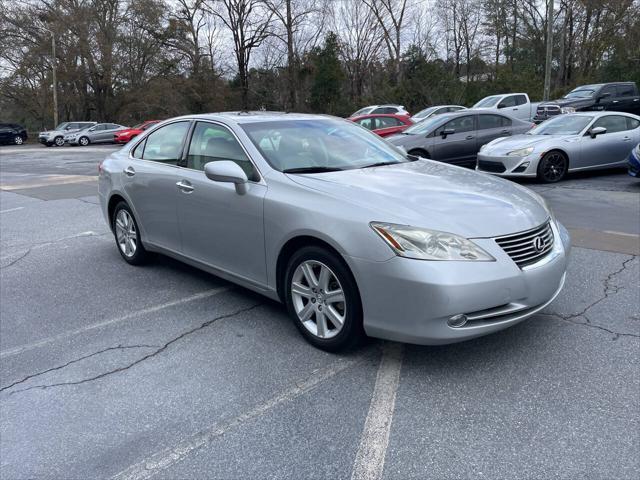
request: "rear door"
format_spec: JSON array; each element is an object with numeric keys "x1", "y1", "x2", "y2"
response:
[
  {"x1": 121, "y1": 120, "x2": 190, "y2": 252},
  {"x1": 373, "y1": 116, "x2": 407, "y2": 137},
  {"x1": 432, "y1": 114, "x2": 477, "y2": 167},
  {"x1": 614, "y1": 84, "x2": 638, "y2": 114},
  {"x1": 476, "y1": 114, "x2": 513, "y2": 149},
  {"x1": 578, "y1": 115, "x2": 635, "y2": 168},
  {"x1": 100, "y1": 124, "x2": 121, "y2": 143}
]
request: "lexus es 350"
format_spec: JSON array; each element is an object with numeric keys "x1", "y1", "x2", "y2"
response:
[{"x1": 99, "y1": 113, "x2": 570, "y2": 351}]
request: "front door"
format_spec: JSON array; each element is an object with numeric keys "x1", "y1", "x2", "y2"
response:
[
  {"x1": 432, "y1": 114, "x2": 477, "y2": 167},
  {"x1": 121, "y1": 121, "x2": 190, "y2": 252},
  {"x1": 176, "y1": 121, "x2": 267, "y2": 284},
  {"x1": 577, "y1": 115, "x2": 635, "y2": 169}
]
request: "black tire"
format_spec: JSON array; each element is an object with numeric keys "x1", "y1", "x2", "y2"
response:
[
  {"x1": 537, "y1": 151, "x2": 568, "y2": 183},
  {"x1": 111, "y1": 201, "x2": 148, "y2": 265},
  {"x1": 79, "y1": 136, "x2": 90, "y2": 146},
  {"x1": 53, "y1": 136, "x2": 65, "y2": 147},
  {"x1": 284, "y1": 246, "x2": 364, "y2": 351},
  {"x1": 45, "y1": 142, "x2": 52, "y2": 147},
  {"x1": 13, "y1": 135, "x2": 24, "y2": 145},
  {"x1": 408, "y1": 148, "x2": 430, "y2": 159}
]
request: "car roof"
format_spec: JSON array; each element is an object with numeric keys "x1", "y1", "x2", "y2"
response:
[
  {"x1": 171, "y1": 111, "x2": 342, "y2": 125},
  {"x1": 566, "y1": 111, "x2": 639, "y2": 119}
]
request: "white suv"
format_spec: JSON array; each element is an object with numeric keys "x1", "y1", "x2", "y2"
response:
[{"x1": 350, "y1": 105, "x2": 410, "y2": 117}]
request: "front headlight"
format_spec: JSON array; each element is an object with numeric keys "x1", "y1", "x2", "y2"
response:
[
  {"x1": 507, "y1": 146, "x2": 534, "y2": 157},
  {"x1": 370, "y1": 222, "x2": 495, "y2": 261},
  {"x1": 560, "y1": 107, "x2": 575, "y2": 114}
]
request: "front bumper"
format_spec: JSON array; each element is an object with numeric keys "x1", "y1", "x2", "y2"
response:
[
  {"x1": 38, "y1": 135, "x2": 51, "y2": 144},
  {"x1": 346, "y1": 221, "x2": 571, "y2": 345},
  {"x1": 476, "y1": 152, "x2": 540, "y2": 177}
]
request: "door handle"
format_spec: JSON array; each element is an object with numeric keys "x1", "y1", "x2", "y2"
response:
[
  {"x1": 513, "y1": 108, "x2": 519, "y2": 111},
  {"x1": 465, "y1": 135, "x2": 475, "y2": 140},
  {"x1": 123, "y1": 166, "x2": 136, "y2": 176},
  {"x1": 622, "y1": 136, "x2": 631, "y2": 141},
  {"x1": 176, "y1": 180, "x2": 194, "y2": 193},
  {"x1": 612, "y1": 100, "x2": 619, "y2": 104}
]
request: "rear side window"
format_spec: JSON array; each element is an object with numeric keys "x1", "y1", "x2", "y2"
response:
[
  {"x1": 627, "y1": 117, "x2": 640, "y2": 129},
  {"x1": 478, "y1": 114, "x2": 509, "y2": 130},
  {"x1": 514, "y1": 95, "x2": 528, "y2": 106},
  {"x1": 186, "y1": 122, "x2": 258, "y2": 181},
  {"x1": 355, "y1": 118, "x2": 374, "y2": 130},
  {"x1": 592, "y1": 115, "x2": 629, "y2": 134},
  {"x1": 376, "y1": 117, "x2": 403, "y2": 128},
  {"x1": 141, "y1": 121, "x2": 190, "y2": 164},
  {"x1": 618, "y1": 84, "x2": 635, "y2": 97}
]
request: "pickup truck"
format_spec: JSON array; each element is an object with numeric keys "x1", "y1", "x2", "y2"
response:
[
  {"x1": 534, "y1": 82, "x2": 640, "y2": 123},
  {"x1": 472, "y1": 93, "x2": 539, "y2": 122}
]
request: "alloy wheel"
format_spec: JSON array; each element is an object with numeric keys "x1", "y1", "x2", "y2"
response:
[
  {"x1": 541, "y1": 153, "x2": 566, "y2": 182},
  {"x1": 14, "y1": 136, "x2": 23, "y2": 145},
  {"x1": 54, "y1": 136, "x2": 64, "y2": 147},
  {"x1": 115, "y1": 209, "x2": 137, "y2": 258},
  {"x1": 291, "y1": 260, "x2": 346, "y2": 339},
  {"x1": 79, "y1": 137, "x2": 89, "y2": 146}
]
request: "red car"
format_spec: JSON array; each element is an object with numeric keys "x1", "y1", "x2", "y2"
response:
[
  {"x1": 348, "y1": 114, "x2": 413, "y2": 137},
  {"x1": 113, "y1": 120, "x2": 160, "y2": 144}
]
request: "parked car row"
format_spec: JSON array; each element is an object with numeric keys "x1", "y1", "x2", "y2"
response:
[{"x1": 31, "y1": 120, "x2": 161, "y2": 147}]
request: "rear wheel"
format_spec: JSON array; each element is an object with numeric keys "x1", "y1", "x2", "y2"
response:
[
  {"x1": 13, "y1": 135, "x2": 23, "y2": 145},
  {"x1": 54, "y1": 136, "x2": 64, "y2": 147},
  {"x1": 408, "y1": 148, "x2": 430, "y2": 159},
  {"x1": 284, "y1": 246, "x2": 364, "y2": 351},
  {"x1": 537, "y1": 151, "x2": 568, "y2": 183},
  {"x1": 112, "y1": 202, "x2": 148, "y2": 265}
]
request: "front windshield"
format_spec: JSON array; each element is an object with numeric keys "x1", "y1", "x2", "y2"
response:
[
  {"x1": 402, "y1": 114, "x2": 451, "y2": 135},
  {"x1": 413, "y1": 107, "x2": 438, "y2": 118},
  {"x1": 352, "y1": 107, "x2": 374, "y2": 117},
  {"x1": 241, "y1": 119, "x2": 409, "y2": 172},
  {"x1": 564, "y1": 88, "x2": 595, "y2": 99},
  {"x1": 55, "y1": 122, "x2": 70, "y2": 130},
  {"x1": 528, "y1": 115, "x2": 593, "y2": 135},
  {"x1": 473, "y1": 96, "x2": 501, "y2": 108}
]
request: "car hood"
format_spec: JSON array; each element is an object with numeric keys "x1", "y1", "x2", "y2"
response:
[
  {"x1": 539, "y1": 97, "x2": 593, "y2": 109},
  {"x1": 387, "y1": 133, "x2": 430, "y2": 148},
  {"x1": 482, "y1": 134, "x2": 576, "y2": 154},
  {"x1": 287, "y1": 160, "x2": 549, "y2": 238}
]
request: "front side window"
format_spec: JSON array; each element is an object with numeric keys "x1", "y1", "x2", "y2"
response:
[
  {"x1": 436, "y1": 116, "x2": 475, "y2": 135},
  {"x1": 473, "y1": 96, "x2": 501, "y2": 108},
  {"x1": 186, "y1": 122, "x2": 258, "y2": 180},
  {"x1": 140, "y1": 121, "x2": 190, "y2": 165},
  {"x1": 355, "y1": 117, "x2": 374, "y2": 130},
  {"x1": 592, "y1": 116, "x2": 629, "y2": 134},
  {"x1": 242, "y1": 119, "x2": 409, "y2": 172},
  {"x1": 499, "y1": 96, "x2": 517, "y2": 108}
]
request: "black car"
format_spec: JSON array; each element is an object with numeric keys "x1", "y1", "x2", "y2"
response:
[
  {"x1": 0, "y1": 123, "x2": 28, "y2": 145},
  {"x1": 535, "y1": 82, "x2": 640, "y2": 123}
]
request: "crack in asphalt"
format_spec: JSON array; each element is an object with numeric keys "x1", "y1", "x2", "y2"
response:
[
  {"x1": 0, "y1": 231, "x2": 111, "y2": 269},
  {"x1": 3, "y1": 303, "x2": 262, "y2": 395},
  {"x1": 543, "y1": 254, "x2": 639, "y2": 340},
  {"x1": 0, "y1": 345, "x2": 159, "y2": 393}
]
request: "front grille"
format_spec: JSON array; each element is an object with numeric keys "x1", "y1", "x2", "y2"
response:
[
  {"x1": 536, "y1": 104, "x2": 561, "y2": 117},
  {"x1": 494, "y1": 221, "x2": 554, "y2": 268},
  {"x1": 477, "y1": 160, "x2": 506, "y2": 173}
]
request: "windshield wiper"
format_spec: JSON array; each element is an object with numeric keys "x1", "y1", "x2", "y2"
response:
[
  {"x1": 361, "y1": 161, "x2": 402, "y2": 169},
  {"x1": 282, "y1": 166, "x2": 344, "y2": 174}
]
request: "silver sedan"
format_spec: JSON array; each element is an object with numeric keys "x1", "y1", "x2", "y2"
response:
[
  {"x1": 476, "y1": 112, "x2": 640, "y2": 182},
  {"x1": 99, "y1": 113, "x2": 570, "y2": 351},
  {"x1": 65, "y1": 123, "x2": 126, "y2": 146}
]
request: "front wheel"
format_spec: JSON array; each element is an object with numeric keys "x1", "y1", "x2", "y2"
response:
[
  {"x1": 284, "y1": 246, "x2": 364, "y2": 351},
  {"x1": 537, "y1": 151, "x2": 568, "y2": 183},
  {"x1": 54, "y1": 136, "x2": 65, "y2": 147},
  {"x1": 79, "y1": 136, "x2": 90, "y2": 146},
  {"x1": 112, "y1": 202, "x2": 148, "y2": 265},
  {"x1": 13, "y1": 135, "x2": 24, "y2": 145}
]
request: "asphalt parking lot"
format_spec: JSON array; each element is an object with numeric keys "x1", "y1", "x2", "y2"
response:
[{"x1": 1, "y1": 144, "x2": 638, "y2": 479}]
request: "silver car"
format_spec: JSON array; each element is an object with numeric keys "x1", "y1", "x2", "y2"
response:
[
  {"x1": 411, "y1": 105, "x2": 466, "y2": 122},
  {"x1": 477, "y1": 112, "x2": 640, "y2": 182},
  {"x1": 99, "y1": 113, "x2": 570, "y2": 351},
  {"x1": 65, "y1": 123, "x2": 126, "y2": 146},
  {"x1": 39, "y1": 121, "x2": 96, "y2": 147}
]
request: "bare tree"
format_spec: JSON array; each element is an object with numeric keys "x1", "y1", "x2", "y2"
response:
[{"x1": 210, "y1": 0, "x2": 274, "y2": 109}]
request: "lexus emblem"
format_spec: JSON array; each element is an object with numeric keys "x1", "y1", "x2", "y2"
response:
[{"x1": 532, "y1": 236, "x2": 545, "y2": 252}]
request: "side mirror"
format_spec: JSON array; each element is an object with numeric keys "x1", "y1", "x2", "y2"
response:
[
  {"x1": 204, "y1": 160, "x2": 249, "y2": 195},
  {"x1": 441, "y1": 128, "x2": 455, "y2": 138},
  {"x1": 88, "y1": 127, "x2": 96, "y2": 132},
  {"x1": 597, "y1": 92, "x2": 611, "y2": 102},
  {"x1": 497, "y1": 102, "x2": 506, "y2": 109},
  {"x1": 589, "y1": 126, "x2": 607, "y2": 138}
]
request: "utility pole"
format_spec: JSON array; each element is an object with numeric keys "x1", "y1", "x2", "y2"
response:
[
  {"x1": 51, "y1": 32, "x2": 59, "y2": 127},
  {"x1": 543, "y1": 0, "x2": 554, "y2": 101}
]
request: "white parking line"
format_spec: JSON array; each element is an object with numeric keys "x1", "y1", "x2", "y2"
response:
[
  {"x1": 604, "y1": 230, "x2": 639, "y2": 238},
  {"x1": 0, "y1": 207, "x2": 24, "y2": 214},
  {"x1": 351, "y1": 342, "x2": 404, "y2": 480},
  {"x1": 0, "y1": 287, "x2": 230, "y2": 359},
  {"x1": 112, "y1": 355, "x2": 365, "y2": 480}
]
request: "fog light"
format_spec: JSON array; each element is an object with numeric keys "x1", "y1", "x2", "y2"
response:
[
  {"x1": 447, "y1": 314, "x2": 467, "y2": 328},
  {"x1": 513, "y1": 161, "x2": 530, "y2": 173}
]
